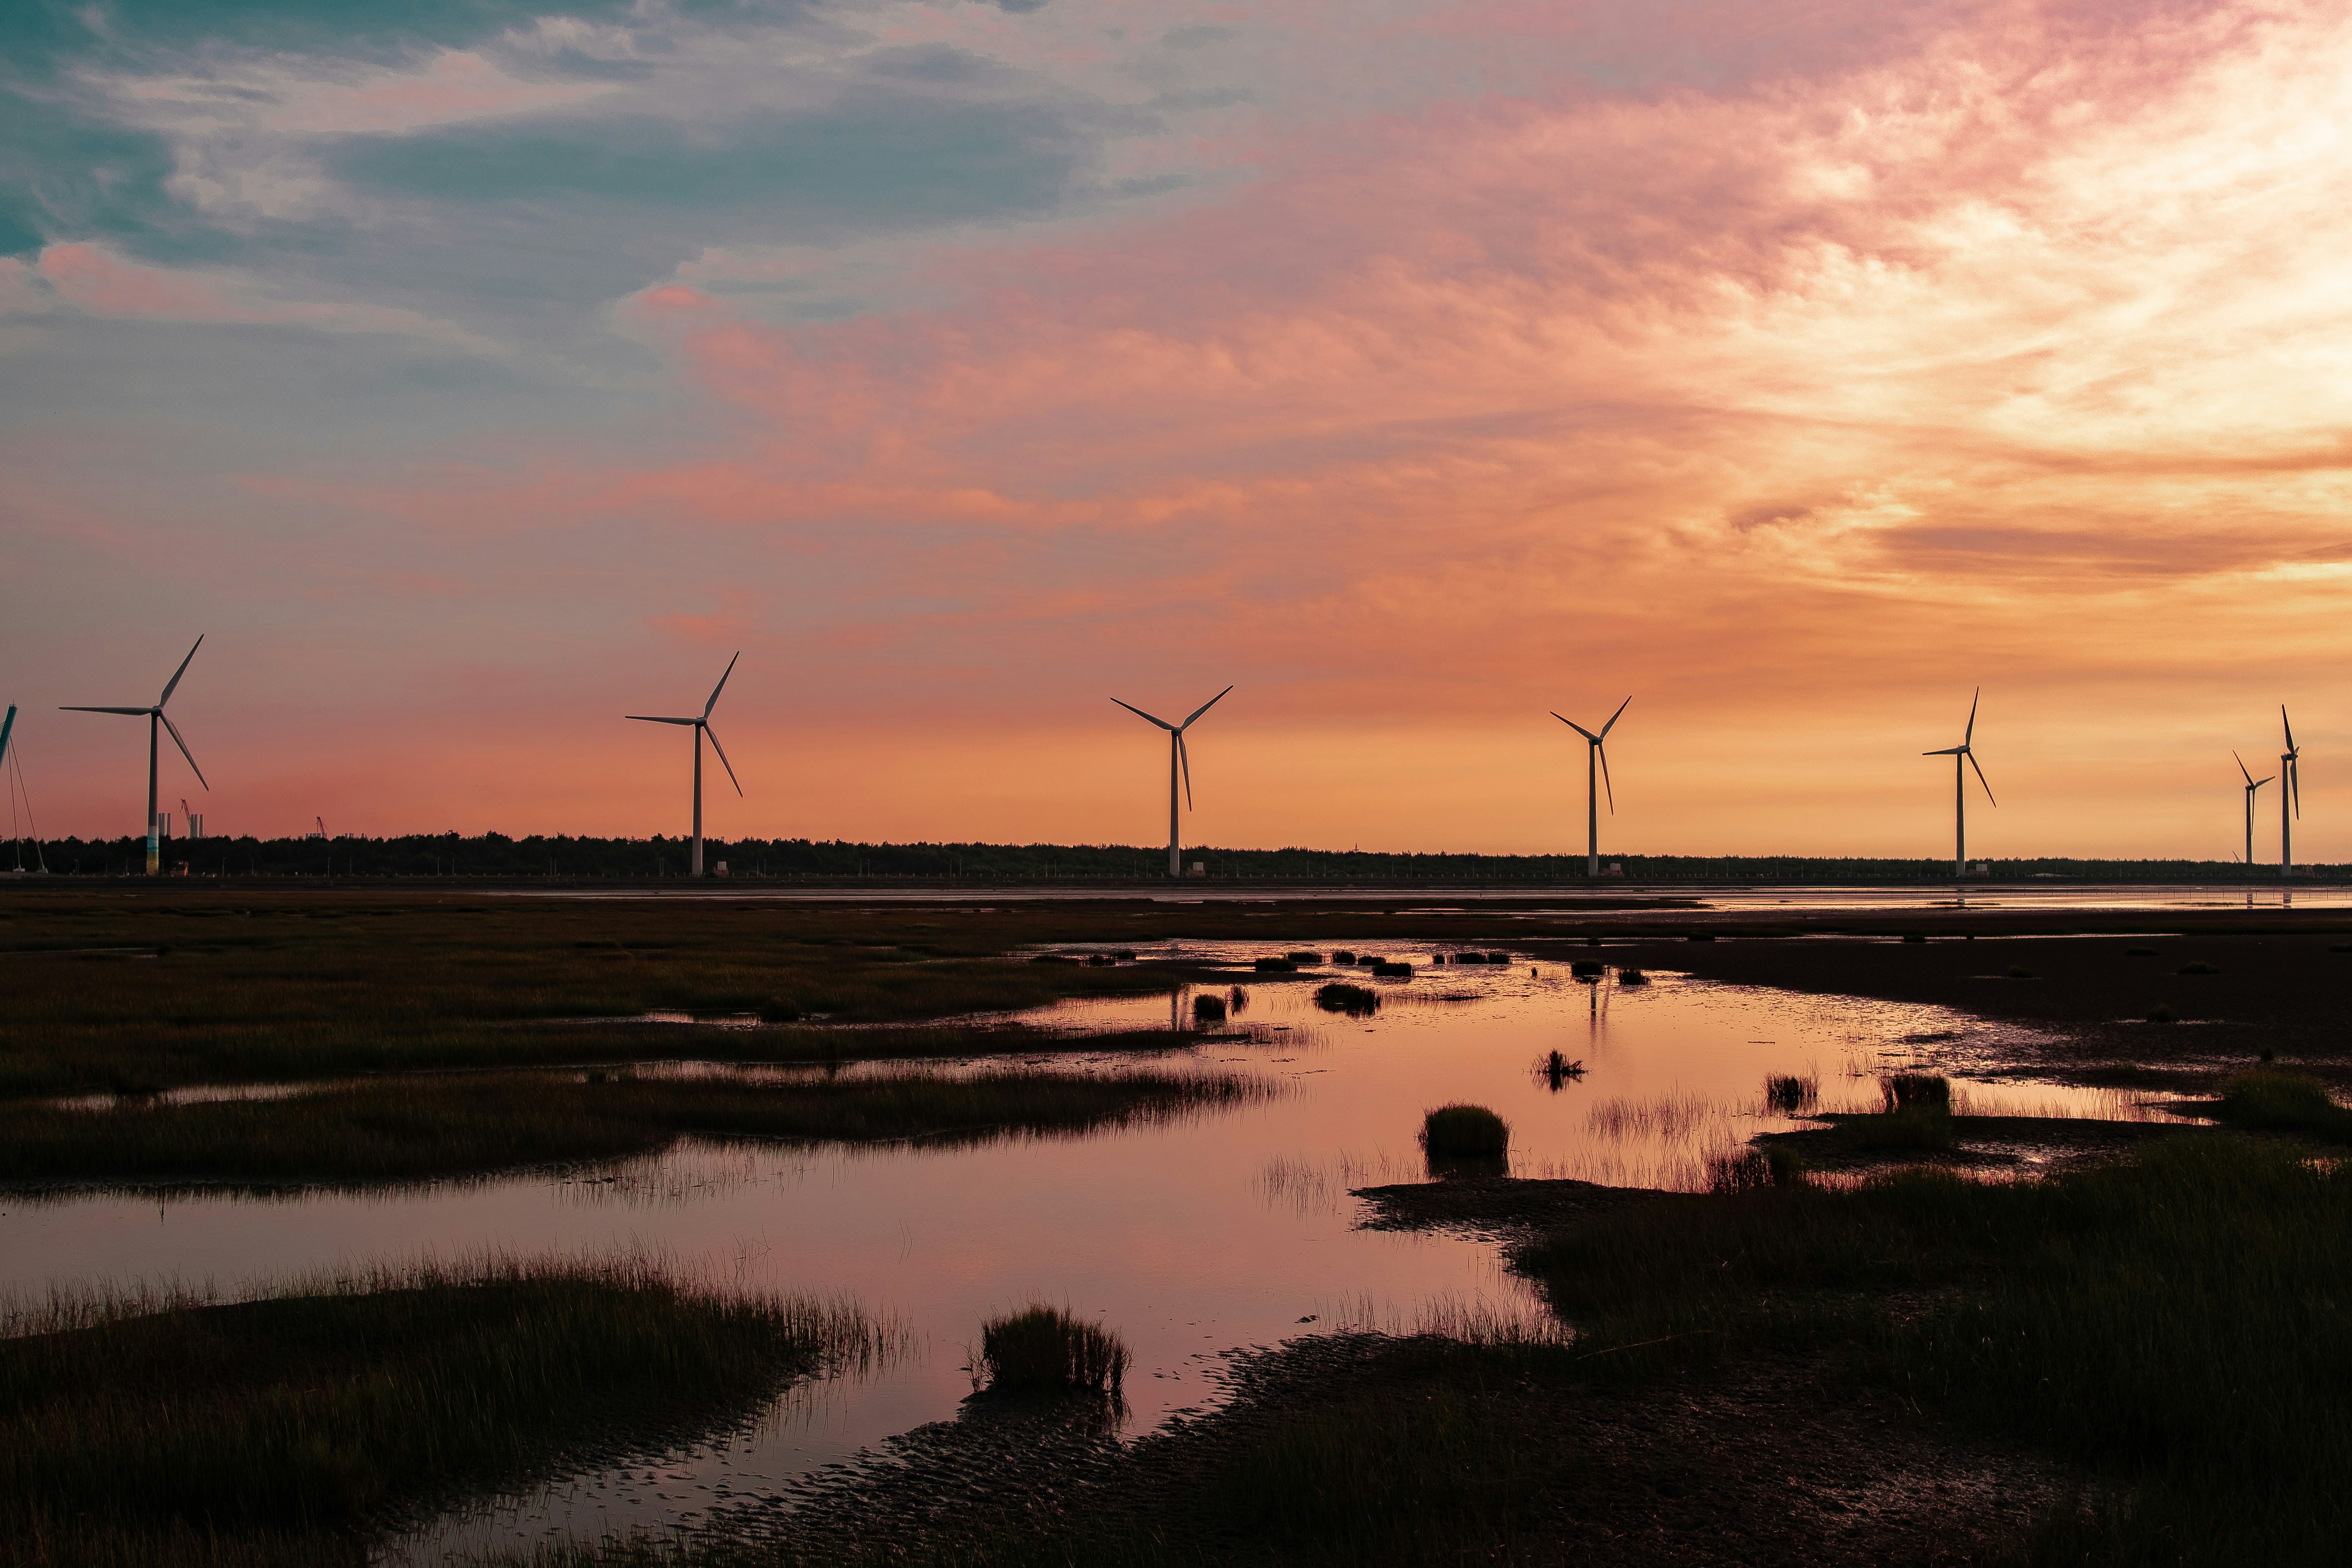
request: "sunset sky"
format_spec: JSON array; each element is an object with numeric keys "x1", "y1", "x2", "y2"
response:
[{"x1": 4, "y1": 0, "x2": 2348, "y2": 860}]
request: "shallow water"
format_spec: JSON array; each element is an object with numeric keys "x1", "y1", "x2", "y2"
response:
[{"x1": 2, "y1": 948, "x2": 2165, "y2": 1563}]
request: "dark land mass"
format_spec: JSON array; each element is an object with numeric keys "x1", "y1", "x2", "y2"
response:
[
  {"x1": 1573, "y1": 924, "x2": 2352, "y2": 1086},
  {"x1": 0, "y1": 1068, "x2": 1265, "y2": 1189},
  {"x1": 654, "y1": 1332, "x2": 2071, "y2": 1568},
  {"x1": 14, "y1": 827, "x2": 2349, "y2": 883}
]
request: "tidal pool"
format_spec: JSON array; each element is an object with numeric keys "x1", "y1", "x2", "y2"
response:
[{"x1": 1, "y1": 947, "x2": 2157, "y2": 1563}]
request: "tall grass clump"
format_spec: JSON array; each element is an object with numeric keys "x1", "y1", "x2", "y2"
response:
[
  {"x1": 975, "y1": 1305, "x2": 1128, "y2": 1394},
  {"x1": 1762, "y1": 1073, "x2": 1816, "y2": 1114},
  {"x1": 1191, "y1": 992, "x2": 1227, "y2": 1023},
  {"x1": 1313, "y1": 982, "x2": 1380, "y2": 1018},
  {"x1": 1420, "y1": 1104, "x2": 1509, "y2": 1159},
  {"x1": 0, "y1": 1257, "x2": 875, "y2": 1567},
  {"x1": 1882, "y1": 1073, "x2": 1950, "y2": 1112},
  {"x1": 2215, "y1": 1068, "x2": 2352, "y2": 1140}
]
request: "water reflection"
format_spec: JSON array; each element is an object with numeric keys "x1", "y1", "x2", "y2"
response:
[{"x1": 4, "y1": 952, "x2": 2173, "y2": 1562}]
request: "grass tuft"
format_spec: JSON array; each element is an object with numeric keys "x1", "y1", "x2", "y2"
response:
[
  {"x1": 1420, "y1": 1103, "x2": 1509, "y2": 1158},
  {"x1": 976, "y1": 1306, "x2": 1129, "y2": 1394},
  {"x1": 1191, "y1": 992, "x2": 1227, "y2": 1023},
  {"x1": 1313, "y1": 982, "x2": 1380, "y2": 1018},
  {"x1": 1763, "y1": 1073, "x2": 1816, "y2": 1114}
]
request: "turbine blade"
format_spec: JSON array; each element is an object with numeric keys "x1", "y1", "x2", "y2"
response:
[
  {"x1": 1179, "y1": 684, "x2": 1234, "y2": 730},
  {"x1": 1598, "y1": 743, "x2": 1616, "y2": 813},
  {"x1": 1968, "y1": 749, "x2": 1995, "y2": 807},
  {"x1": 1111, "y1": 698, "x2": 1174, "y2": 730},
  {"x1": 1599, "y1": 695, "x2": 1632, "y2": 738},
  {"x1": 1922, "y1": 746, "x2": 1963, "y2": 756},
  {"x1": 704, "y1": 723, "x2": 743, "y2": 795},
  {"x1": 703, "y1": 651, "x2": 739, "y2": 719},
  {"x1": 1552, "y1": 714, "x2": 1601, "y2": 743},
  {"x1": 158, "y1": 635, "x2": 204, "y2": 708},
  {"x1": 59, "y1": 706, "x2": 153, "y2": 715},
  {"x1": 2235, "y1": 750, "x2": 2254, "y2": 786},
  {"x1": 2283, "y1": 705, "x2": 2296, "y2": 753},
  {"x1": 1179, "y1": 731, "x2": 1194, "y2": 811},
  {"x1": 625, "y1": 715, "x2": 700, "y2": 725},
  {"x1": 1964, "y1": 687, "x2": 1979, "y2": 745},
  {"x1": 158, "y1": 712, "x2": 208, "y2": 789},
  {"x1": 2291, "y1": 758, "x2": 2300, "y2": 817}
]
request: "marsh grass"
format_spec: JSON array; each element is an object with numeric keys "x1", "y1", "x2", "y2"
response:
[
  {"x1": 1762, "y1": 1073, "x2": 1816, "y2": 1114},
  {"x1": 0, "y1": 1069, "x2": 1269, "y2": 1186},
  {"x1": 0, "y1": 1257, "x2": 872, "y2": 1568},
  {"x1": 2214, "y1": 1067, "x2": 2352, "y2": 1140},
  {"x1": 1521, "y1": 1136, "x2": 2352, "y2": 1561},
  {"x1": 0, "y1": 895, "x2": 1217, "y2": 1098},
  {"x1": 975, "y1": 1306, "x2": 1129, "y2": 1394}
]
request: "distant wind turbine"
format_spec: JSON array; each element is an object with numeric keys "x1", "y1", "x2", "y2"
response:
[
  {"x1": 2234, "y1": 752, "x2": 2272, "y2": 874},
  {"x1": 2279, "y1": 707, "x2": 2302, "y2": 880},
  {"x1": 1922, "y1": 688, "x2": 1994, "y2": 879},
  {"x1": 1550, "y1": 698, "x2": 1630, "y2": 877},
  {"x1": 627, "y1": 653, "x2": 742, "y2": 878},
  {"x1": 1112, "y1": 686, "x2": 1232, "y2": 877},
  {"x1": 60, "y1": 636, "x2": 209, "y2": 876}
]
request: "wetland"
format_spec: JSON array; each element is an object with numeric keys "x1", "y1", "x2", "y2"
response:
[{"x1": 4, "y1": 886, "x2": 2349, "y2": 1565}]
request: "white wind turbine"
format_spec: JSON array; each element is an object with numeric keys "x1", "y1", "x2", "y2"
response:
[
  {"x1": 627, "y1": 653, "x2": 741, "y2": 877},
  {"x1": 2279, "y1": 707, "x2": 2302, "y2": 879},
  {"x1": 61, "y1": 636, "x2": 209, "y2": 876},
  {"x1": 1550, "y1": 698, "x2": 1630, "y2": 877},
  {"x1": 1922, "y1": 688, "x2": 1994, "y2": 878},
  {"x1": 1112, "y1": 686, "x2": 1231, "y2": 877},
  {"x1": 2234, "y1": 752, "x2": 2272, "y2": 871}
]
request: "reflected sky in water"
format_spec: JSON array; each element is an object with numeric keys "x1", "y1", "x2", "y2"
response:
[{"x1": 2, "y1": 950, "x2": 2162, "y2": 1561}]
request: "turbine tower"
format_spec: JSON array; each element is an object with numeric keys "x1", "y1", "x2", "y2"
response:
[
  {"x1": 1112, "y1": 686, "x2": 1231, "y2": 877},
  {"x1": 627, "y1": 653, "x2": 741, "y2": 877},
  {"x1": 1922, "y1": 688, "x2": 1994, "y2": 879},
  {"x1": 2234, "y1": 752, "x2": 2272, "y2": 872},
  {"x1": 1550, "y1": 698, "x2": 1630, "y2": 877},
  {"x1": 60, "y1": 636, "x2": 209, "y2": 876},
  {"x1": 2280, "y1": 707, "x2": 2302, "y2": 880}
]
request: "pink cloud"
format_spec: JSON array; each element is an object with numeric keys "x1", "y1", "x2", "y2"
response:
[{"x1": 23, "y1": 243, "x2": 496, "y2": 350}]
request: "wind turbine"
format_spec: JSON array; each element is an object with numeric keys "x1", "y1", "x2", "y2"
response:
[
  {"x1": 2234, "y1": 752, "x2": 2272, "y2": 874},
  {"x1": 627, "y1": 653, "x2": 741, "y2": 877},
  {"x1": 60, "y1": 636, "x2": 208, "y2": 876},
  {"x1": 1922, "y1": 688, "x2": 1994, "y2": 879},
  {"x1": 1112, "y1": 686, "x2": 1231, "y2": 877},
  {"x1": 1550, "y1": 698, "x2": 1630, "y2": 877},
  {"x1": 2280, "y1": 707, "x2": 2302, "y2": 880}
]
